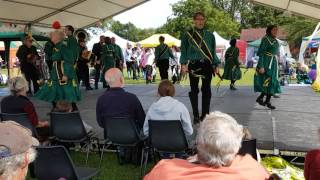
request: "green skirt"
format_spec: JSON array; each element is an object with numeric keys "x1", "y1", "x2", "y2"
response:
[
  {"x1": 35, "y1": 79, "x2": 81, "y2": 102},
  {"x1": 254, "y1": 71, "x2": 281, "y2": 95},
  {"x1": 222, "y1": 66, "x2": 242, "y2": 80}
]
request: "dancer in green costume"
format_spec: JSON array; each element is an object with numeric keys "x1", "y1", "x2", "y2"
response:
[
  {"x1": 222, "y1": 39, "x2": 241, "y2": 90},
  {"x1": 254, "y1": 25, "x2": 281, "y2": 110},
  {"x1": 101, "y1": 37, "x2": 116, "y2": 88},
  {"x1": 35, "y1": 30, "x2": 81, "y2": 106}
]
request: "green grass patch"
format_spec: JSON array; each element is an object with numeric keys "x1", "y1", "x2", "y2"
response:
[{"x1": 27, "y1": 151, "x2": 153, "y2": 180}]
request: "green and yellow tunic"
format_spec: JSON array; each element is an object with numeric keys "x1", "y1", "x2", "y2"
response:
[
  {"x1": 254, "y1": 35, "x2": 281, "y2": 95},
  {"x1": 101, "y1": 44, "x2": 116, "y2": 72},
  {"x1": 35, "y1": 41, "x2": 81, "y2": 102},
  {"x1": 222, "y1": 46, "x2": 241, "y2": 80},
  {"x1": 64, "y1": 35, "x2": 80, "y2": 64}
]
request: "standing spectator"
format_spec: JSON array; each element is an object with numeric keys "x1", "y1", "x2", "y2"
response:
[
  {"x1": 144, "y1": 111, "x2": 270, "y2": 180},
  {"x1": 143, "y1": 48, "x2": 155, "y2": 84},
  {"x1": 155, "y1": 36, "x2": 174, "y2": 80},
  {"x1": 136, "y1": 43, "x2": 143, "y2": 78},
  {"x1": 170, "y1": 46, "x2": 181, "y2": 84},
  {"x1": 1, "y1": 76, "x2": 49, "y2": 141},
  {"x1": 124, "y1": 43, "x2": 134, "y2": 79},
  {"x1": 111, "y1": 37, "x2": 124, "y2": 72},
  {"x1": 16, "y1": 36, "x2": 40, "y2": 95},
  {"x1": 0, "y1": 121, "x2": 39, "y2": 180},
  {"x1": 77, "y1": 39, "x2": 93, "y2": 90},
  {"x1": 92, "y1": 35, "x2": 105, "y2": 89},
  {"x1": 131, "y1": 47, "x2": 138, "y2": 80}
]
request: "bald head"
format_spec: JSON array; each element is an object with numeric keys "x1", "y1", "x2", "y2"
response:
[{"x1": 105, "y1": 68, "x2": 124, "y2": 87}]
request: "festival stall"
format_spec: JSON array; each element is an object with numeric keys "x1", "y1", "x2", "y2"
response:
[{"x1": 138, "y1": 34, "x2": 180, "y2": 47}]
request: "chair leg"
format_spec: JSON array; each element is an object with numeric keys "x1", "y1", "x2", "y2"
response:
[
  {"x1": 140, "y1": 148, "x2": 145, "y2": 177},
  {"x1": 85, "y1": 142, "x2": 90, "y2": 165},
  {"x1": 143, "y1": 148, "x2": 149, "y2": 177},
  {"x1": 99, "y1": 144, "x2": 106, "y2": 168}
]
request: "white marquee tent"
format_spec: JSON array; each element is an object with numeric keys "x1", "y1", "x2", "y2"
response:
[
  {"x1": 0, "y1": 0, "x2": 149, "y2": 28},
  {"x1": 87, "y1": 29, "x2": 134, "y2": 50},
  {"x1": 214, "y1": 31, "x2": 229, "y2": 49}
]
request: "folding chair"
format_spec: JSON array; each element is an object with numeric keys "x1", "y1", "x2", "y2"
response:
[
  {"x1": 50, "y1": 112, "x2": 100, "y2": 164},
  {"x1": 238, "y1": 139, "x2": 258, "y2": 160},
  {"x1": 34, "y1": 146, "x2": 99, "y2": 180}
]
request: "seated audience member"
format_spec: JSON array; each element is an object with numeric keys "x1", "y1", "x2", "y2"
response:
[
  {"x1": 52, "y1": 100, "x2": 93, "y2": 133},
  {"x1": 144, "y1": 111, "x2": 270, "y2": 180},
  {"x1": 304, "y1": 129, "x2": 320, "y2": 180},
  {"x1": 96, "y1": 68, "x2": 145, "y2": 164},
  {"x1": 1, "y1": 76, "x2": 49, "y2": 140},
  {"x1": 0, "y1": 121, "x2": 39, "y2": 180},
  {"x1": 143, "y1": 80, "x2": 193, "y2": 137},
  {"x1": 96, "y1": 68, "x2": 145, "y2": 130}
]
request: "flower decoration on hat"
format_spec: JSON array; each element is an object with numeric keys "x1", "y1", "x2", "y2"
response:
[{"x1": 52, "y1": 21, "x2": 61, "y2": 30}]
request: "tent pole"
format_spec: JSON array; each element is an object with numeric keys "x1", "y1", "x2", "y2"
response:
[{"x1": 4, "y1": 40, "x2": 11, "y2": 79}]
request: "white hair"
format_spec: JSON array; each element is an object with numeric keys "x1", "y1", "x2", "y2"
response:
[
  {"x1": 0, "y1": 147, "x2": 37, "y2": 180},
  {"x1": 8, "y1": 76, "x2": 29, "y2": 95},
  {"x1": 196, "y1": 111, "x2": 243, "y2": 167},
  {"x1": 105, "y1": 69, "x2": 123, "y2": 87}
]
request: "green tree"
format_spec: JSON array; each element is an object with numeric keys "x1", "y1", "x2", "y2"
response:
[
  {"x1": 157, "y1": 0, "x2": 240, "y2": 39},
  {"x1": 103, "y1": 20, "x2": 156, "y2": 41}
]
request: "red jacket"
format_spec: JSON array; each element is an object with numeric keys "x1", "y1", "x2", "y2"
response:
[{"x1": 305, "y1": 149, "x2": 320, "y2": 180}]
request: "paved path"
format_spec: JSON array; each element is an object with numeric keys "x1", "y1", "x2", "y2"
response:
[{"x1": 1, "y1": 84, "x2": 319, "y2": 152}]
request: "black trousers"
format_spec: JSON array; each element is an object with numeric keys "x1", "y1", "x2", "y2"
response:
[
  {"x1": 188, "y1": 60, "x2": 213, "y2": 119},
  {"x1": 77, "y1": 64, "x2": 91, "y2": 88},
  {"x1": 22, "y1": 68, "x2": 39, "y2": 94},
  {"x1": 158, "y1": 59, "x2": 169, "y2": 80},
  {"x1": 94, "y1": 64, "x2": 101, "y2": 88}
]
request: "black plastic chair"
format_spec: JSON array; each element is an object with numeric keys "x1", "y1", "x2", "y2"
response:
[
  {"x1": 50, "y1": 112, "x2": 99, "y2": 164},
  {"x1": 238, "y1": 139, "x2": 258, "y2": 160},
  {"x1": 1, "y1": 113, "x2": 38, "y2": 137},
  {"x1": 34, "y1": 146, "x2": 99, "y2": 180},
  {"x1": 100, "y1": 116, "x2": 147, "y2": 176},
  {"x1": 148, "y1": 120, "x2": 189, "y2": 153}
]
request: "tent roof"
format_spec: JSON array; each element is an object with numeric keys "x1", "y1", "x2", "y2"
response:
[
  {"x1": 213, "y1": 32, "x2": 229, "y2": 48},
  {"x1": 0, "y1": 0, "x2": 149, "y2": 28},
  {"x1": 303, "y1": 30, "x2": 320, "y2": 40},
  {"x1": 251, "y1": 0, "x2": 320, "y2": 20},
  {"x1": 0, "y1": 31, "x2": 49, "y2": 41},
  {"x1": 138, "y1": 34, "x2": 181, "y2": 47}
]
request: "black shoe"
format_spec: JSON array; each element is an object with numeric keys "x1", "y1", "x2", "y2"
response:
[
  {"x1": 265, "y1": 103, "x2": 276, "y2": 110},
  {"x1": 86, "y1": 87, "x2": 93, "y2": 90},
  {"x1": 273, "y1": 95, "x2": 280, "y2": 98},
  {"x1": 230, "y1": 84, "x2": 237, "y2": 90},
  {"x1": 256, "y1": 98, "x2": 265, "y2": 106}
]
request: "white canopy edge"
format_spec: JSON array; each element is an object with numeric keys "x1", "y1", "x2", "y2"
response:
[
  {"x1": 0, "y1": 0, "x2": 149, "y2": 28},
  {"x1": 251, "y1": 0, "x2": 320, "y2": 20}
]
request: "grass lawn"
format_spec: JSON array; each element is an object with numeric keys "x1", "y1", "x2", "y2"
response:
[
  {"x1": 123, "y1": 68, "x2": 255, "y2": 86},
  {"x1": 27, "y1": 151, "x2": 153, "y2": 180}
]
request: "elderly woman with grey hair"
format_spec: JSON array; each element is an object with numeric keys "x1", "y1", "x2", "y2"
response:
[
  {"x1": 0, "y1": 121, "x2": 38, "y2": 180},
  {"x1": 144, "y1": 111, "x2": 270, "y2": 180}
]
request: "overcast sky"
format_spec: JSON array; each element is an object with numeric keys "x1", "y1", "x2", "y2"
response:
[{"x1": 113, "y1": 0, "x2": 181, "y2": 29}]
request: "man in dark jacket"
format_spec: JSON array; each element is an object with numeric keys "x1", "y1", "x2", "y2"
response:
[
  {"x1": 92, "y1": 35, "x2": 105, "y2": 89},
  {"x1": 16, "y1": 36, "x2": 40, "y2": 94}
]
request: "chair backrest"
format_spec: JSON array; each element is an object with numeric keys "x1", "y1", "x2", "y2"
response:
[
  {"x1": 1, "y1": 113, "x2": 38, "y2": 137},
  {"x1": 238, "y1": 139, "x2": 258, "y2": 160},
  {"x1": 50, "y1": 112, "x2": 87, "y2": 141},
  {"x1": 103, "y1": 116, "x2": 141, "y2": 146},
  {"x1": 149, "y1": 120, "x2": 188, "y2": 153},
  {"x1": 34, "y1": 146, "x2": 78, "y2": 180}
]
